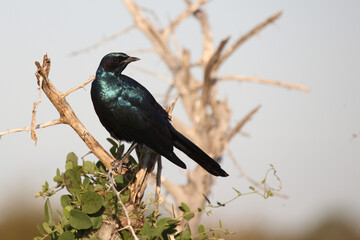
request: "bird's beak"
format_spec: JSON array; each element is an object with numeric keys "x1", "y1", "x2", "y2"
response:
[{"x1": 126, "y1": 56, "x2": 140, "y2": 63}]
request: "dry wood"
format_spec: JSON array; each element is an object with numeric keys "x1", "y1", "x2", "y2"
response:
[{"x1": 34, "y1": 55, "x2": 114, "y2": 170}]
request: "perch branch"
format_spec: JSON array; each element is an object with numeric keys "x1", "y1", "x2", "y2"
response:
[
  {"x1": 215, "y1": 11, "x2": 283, "y2": 71},
  {"x1": 63, "y1": 76, "x2": 95, "y2": 97},
  {"x1": 162, "y1": 0, "x2": 209, "y2": 39},
  {"x1": 218, "y1": 75, "x2": 310, "y2": 92},
  {"x1": 34, "y1": 54, "x2": 114, "y2": 170},
  {"x1": 225, "y1": 105, "x2": 261, "y2": 144}
]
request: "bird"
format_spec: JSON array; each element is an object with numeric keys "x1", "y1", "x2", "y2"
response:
[{"x1": 91, "y1": 52, "x2": 228, "y2": 177}]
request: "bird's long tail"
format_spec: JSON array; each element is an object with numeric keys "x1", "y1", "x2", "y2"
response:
[{"x1": 170, "y1": 126, "x2": 228, "y2": 177}]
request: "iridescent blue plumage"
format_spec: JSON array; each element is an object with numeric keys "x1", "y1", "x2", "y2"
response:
[{"x1": 91, "y1": 52, "x2": 228, "y2": 177}]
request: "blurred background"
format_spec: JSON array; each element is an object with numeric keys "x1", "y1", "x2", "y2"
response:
[{"x1": 1, "y1": 0, "x2": 359, "y2": 239}]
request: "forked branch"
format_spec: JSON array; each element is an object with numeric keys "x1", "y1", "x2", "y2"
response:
[{"x1": 33, "y1": 55, "x2": 114, "y2": 170}]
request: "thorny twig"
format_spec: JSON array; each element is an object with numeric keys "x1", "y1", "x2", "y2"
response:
[
  {"x1": 0, "y1": 119, "x2": 63, "y2": 138},
  {"x1": 63, "y1": 76, "x2": 95, "y2": 97},
  {"x1": 108, "y1": 170, "x2": 139, "y2": 240},
  {"x1": 225, "y1": 105, "x2": 261, "y2": 144},
  {"x1": 226, "y1": 146, "x2": 288, "y2": 199},
  {"x1": 218, "y1": 75, "x2": 310, "y2": 92}
]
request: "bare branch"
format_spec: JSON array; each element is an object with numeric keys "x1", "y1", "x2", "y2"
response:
[
  {"x1": 225, "y1": 105, "x2": 261, "y2": 144},
  {"x1": 108, "y1": 170, "x2": 139, "y2": 240},
  {"x1": 186, "y1": 1, "x2": 213, "y2": 66},
  {"x1": 31, "y1": 58, "x2": 50, "y2": 144},
  {"x1": 34, "y1": 55, "x2": 115, "y2": 170},
  {"x1": 123, "y1": 0, "x2": 180, "y2": 70},
  {"x1": 215, "y1": 11, "x2": 283, "y2": 71},
  {"x1": 165, "y1": 96, "x2": 179, "y2": 116},
  {"x1": 226, "y1": 146, "x2": 288, "y2": 199},
  {"x1": 218, "y1": 75, "x2": 310, "y2": 92},
  {"x1": 201, "y1": 38, "x2": 229, "y2": 105},
  {"x1": 154, "y1": 158, "x2": 162, "y2": 215},
  {"x1": 69, "y1": 25, "x2": 135, "y2": 56},
  {"x1": 162, "y1": 0, "x2": 210, "y2": 39},
  {"x1": 0, "y1": 119, "x2": 63, "y2": 138},
  {"x1": 63, "y1": 76, "x2": 95, "y2": 97}
]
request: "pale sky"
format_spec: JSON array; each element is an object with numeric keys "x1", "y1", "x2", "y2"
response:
[{"x1": 1, "y1": 0, "x2": 359, "y2": 235}]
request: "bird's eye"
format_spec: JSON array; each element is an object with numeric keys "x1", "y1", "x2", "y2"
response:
[{"x1": 112, "y1": 57, "x2": 118, "y2": 62}]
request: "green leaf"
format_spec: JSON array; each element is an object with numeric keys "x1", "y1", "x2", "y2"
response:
[
  {"x1": 266, "y1": 190, "x2": 274, "y2": 198},
  {"x1": 93, "y1": 184, "x2": 104, "y2": 192},
  {"x1": 119, "y1": 229, "x2": 132, "y2": 239},
  {"x1": 43, "y1": 181, "x2": 49, "y2": 192},
  {"x1": 53, "y1": 175, "x2": 63, "y2": 183},
  {"x1": 36, "y1": 224, "x2": 44, "y2": 235},
  {"x1": 81, "y1": 191, "x2": 104, "y2": 214},
  {"x1": 249, "y1": 186, "x2": 255, "y2": 191},
  {"x1": 83, "y1": 161, "x2": 94, "y2": 173},
  {"x1": 96, "y1": 161, "x2": 107, "y2": 173},
  {"x1": 63, "y1": 206, "x2": 72, "y2": 219},
  {"x1": 176, "y1": 229, "x2": 190, "y2": 240},
  {"x1": 157, "y1": 217, "x2": 171, "y2": 226},
  {"x1": 179, "y1": 202, "x2": 190, "y2": 212},
  {"x1": 198, "y1": 224, "x2": 205, "y2": 233},
  {"x1": 90, "y1": 215, "x2": 102, "y2": 229},
  {"x1": 66, "y1": 152, "x2": 78, "y2": 170},
  {"x1": 117, "y1": 144, "x2": 125, "y2": 158},
  {"x1": 202, "y1": 194, "x2": 211, "y2": 204},
  {"x1": 232, "y1": 187, "x2": 241, "y2": 194},
  {"x1": 128, "y1": 155, "x2": 137, "y2": 165},
  {"x1": 58, "y1": 231, "x2": 75, "y2": 240},
  {"x1": 219, "y1": 219, "x2": 222, "y2": 228},
  {"x1": 120, "y1": 189, "x2": 130, "y2": 204},
  {"x1": 69, "y1": 209, "x2": 92, "y2": 230},
  {"x1": 152, "y1": 224, "x2": 166, "y2": 238},
  {"x1": 42, "y1": 222, "x2": 52, "y2": 234},
  {"x1": 110, "y1": 146, "x2": 116, "y2": 157},
  {"x1": 44, "y1": 198, "x2": 54, "y2": 226},
  {"x1": 107, "y1": 138, "x2": 118, "y2": 147},
  {"x1": 64, "y1": 169, "x2": 82, "y2": 195},
  {"x1": 143, "y1": 221, "x2": 151, "y2": 236},
  {"x1": 183, "y1": 212, "x2": 195, "y2": 221},
  {"x1": 60, "y1": 195, "x2": 73, "y2": 208},
  {"x1": 167, "y1": 219, "x2": 180, "y2": 226},
  {"x1": 83, "y1": 177, "x2": 91, "y2": 190},
  {"x1": 114, "y1": 175, "x2": 124, "y2": 187}
]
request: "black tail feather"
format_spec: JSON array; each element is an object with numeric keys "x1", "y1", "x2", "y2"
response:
[{"x1": 170, "y1": 126, "x2": 228, "y2": 177}]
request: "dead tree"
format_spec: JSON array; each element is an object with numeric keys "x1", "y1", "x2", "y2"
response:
[
  {"x1": 117, "y1": 0, "x2": 308, "y2": 230},
  {"x1": 0, "y1": 0, "x2": 309, "y2": 235}
]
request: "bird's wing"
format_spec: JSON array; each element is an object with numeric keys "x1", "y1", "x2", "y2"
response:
[{"x1": 111, "y1": 82, "x2": 174, "y2": 154}]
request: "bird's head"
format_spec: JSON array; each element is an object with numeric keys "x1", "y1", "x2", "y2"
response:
[{"x1": 98, "y1": 52, "x2": 140, "y2": 75}]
